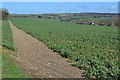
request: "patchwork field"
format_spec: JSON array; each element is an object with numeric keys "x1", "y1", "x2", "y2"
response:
[{"x1": 10, "y1": 18, "x2": 119, "y2": 78}]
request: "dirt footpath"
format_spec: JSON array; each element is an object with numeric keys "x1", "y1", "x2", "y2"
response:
[{"x1": 8, "y1": 20, "x2": 83, "y2": 78}]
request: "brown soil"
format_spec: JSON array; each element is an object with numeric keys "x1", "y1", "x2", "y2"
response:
[{"x1": 8, "y1": 20, "x2": 83, "y2": 78}]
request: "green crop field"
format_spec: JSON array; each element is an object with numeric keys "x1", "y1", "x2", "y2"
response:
[
  {"x1": 2, "y1": 20, "x2": 27, "y2": 78},
  {"x1": 10, "y1": 18, "x2": 119, "y2": 78}
]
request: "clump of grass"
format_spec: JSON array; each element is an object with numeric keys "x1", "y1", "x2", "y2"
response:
[{"x1": 2, "y1": 43, "x2": 16, "y2": 51}]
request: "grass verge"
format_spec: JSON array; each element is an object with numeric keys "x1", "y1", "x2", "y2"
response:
[
  {"x1": 2, "y1": 20, "x2": 16, "y2": 51},
  {"x1": 2, "y1": 50, "x2": 27, "y2": 78},
  {"x1": 2, "y1": 20, "x2": 27, "y2": 78}
]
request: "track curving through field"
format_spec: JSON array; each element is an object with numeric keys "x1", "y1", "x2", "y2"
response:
[{"x1": 9, "y1": 20, "x2": 83, "y2": 78}]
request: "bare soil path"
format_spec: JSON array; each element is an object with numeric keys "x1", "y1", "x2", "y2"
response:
[{"x1": 8, "y1": 20, "x2": 83, "y2": 78}]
